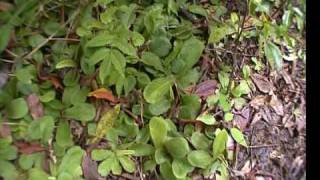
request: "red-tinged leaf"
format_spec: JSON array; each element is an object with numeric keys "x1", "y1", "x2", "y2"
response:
[
  {"x1": 15, "y1": 141, "x2": 46, "y2": 154},
  {"x1": 26, "y1": 94, "x2": 44, "y2": 120},
  {"x1": 88, "y1": 88, "x2": 118, "y2": 103},
  {"x1": 194, "y1": 80, "x2": 218, "y2": 98},
  {"x1": 82, "y1": 153, "x2": 104, "y2": 180},
  {"x1": 0, "y1": 120, "x2": 11, "y2": 138},
  {"x1": 48, "y1": 76, "x2": 63, "y2": 90}
]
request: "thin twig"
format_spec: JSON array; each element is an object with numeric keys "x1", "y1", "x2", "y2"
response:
[
  {"x1": 50, "y1": 37, "x2": 80, "y2": 42},
  {"x1": 248, "y1": 144, "x2": 278, "y2": 149}
]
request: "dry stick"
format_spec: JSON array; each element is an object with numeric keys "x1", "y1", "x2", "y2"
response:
[{"x1": 248, "y1": 144, "x2": 278, "y2": 149}]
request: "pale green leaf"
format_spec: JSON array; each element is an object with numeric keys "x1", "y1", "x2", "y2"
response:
[
  {"x1": 164, "y1": 137, "x2": 190, "y2": 158},
  {"x1": 230, "y1": 128, "x2": 248, "y2": 147},
  {"x1": 187, "y1": 150, "x2": 213, "y2": 169},
  {"x1": 64, "y1": 103, "x2": 96, "y2": 122},
  {"x1": 6, "y1": 98, "x2": 28, "y2": 119},
  {"x1": 149, "y1": 117, "x2": 168, "y2": 148},
  {"x1": 197, "y1": 114, "x2": 216, "y2": 125},
  {"x1": 143, "y1": 77, "x2": 174, "y2": 104},
  {"x1": 56, "y1": 59, "x2": 76, "y2": 69},
  {"x1": 264, "y1": 41, "x2": 283, "y2": 71}
]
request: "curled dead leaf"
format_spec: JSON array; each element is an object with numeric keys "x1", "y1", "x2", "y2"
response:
[
  {"x1": 26, "y1": 94, "x2": 44, "y2": 120},
  {"x1": 251, "y1": 74, "x2": 273, "y2": 94},
  {"x1": 88, "y1": 88, "x2": 118, "y2": 103},
  {"x1": 269, "y1": 94, "x2": 284, "y2": 116},
  {"x1": 194, "y1": 80, "x2": 218, "y2": 98},
  {"x1": 82, "y1": 153, "x2": 104, "y2": 180},
  {"x1": 15, "y1": 141, "x2": 46, "y2": 154},
  {"x1": 250, "y1": 95, "x2": 267, "y2": 109}
]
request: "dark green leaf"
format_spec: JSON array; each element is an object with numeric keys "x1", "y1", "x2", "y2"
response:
[
  {"x1": 64, "y1": 103, "x2": 96, "y2": 122},
  {"x1": 6, "y1": 98, "x2": 28, "y2": 119},
  {"x1": 187, "y1": 150, "x2": 213, "y2": 169},
  {"x1": 164, "y1": 137, "x2": 190, "y2": 158}
]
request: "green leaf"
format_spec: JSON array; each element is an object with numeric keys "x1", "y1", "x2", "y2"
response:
[
  {"x1": 164, "y1": 137, "x2": 190, "y2": 159},
  {"x1": 179, "y1": 95, "x2": 201, "y2": 119},
  {"x1": 28, "y1": 34, "x2": 46, "y2": 48},
  {"x1": 224, "y1": 112, "x2": 234, "y2": 122},
  {"x1": 99, "y1": 58, "x2": 112, "y2": 84},
  {"x1": 149, "y1": 117, "x2": 168, "y2": 148},
  {"x1": 188, "y1": 4, "x2": 208, "y2": 17},
  {"x1": 97, "y1": 153, "x2": 117, "y2": 176},
  {"x1": 218, "y1": 72, "x2": 229, "y2": 90},
  {"x1": 143, "y1": 160, "x2": 156, "y2": 172},
  {"x1": 39, "y1": 91, "x2": 55, "y2": 102},
  {"x1": 18, "y1": 154, "x2": 34, "y2": 170},
  {"x1": 197, "y1": 114, "x2": 216, "y2": 125},
  {"x1": 56, "y1": 121, "x2": 73, "y2": 147},
  {"x1": 88, "y1": 48, "x2": 110, "y2": 66},
  {"x1": 230, "y1": 128, "x2": 248, "y2": 147},
  {"x1": 174, "y1": 37, "x2": 204, "y2": 74},
  {"x1": 150, "y1": 36, "x2": 172, "y2": 57},
  {"x1": 160, "y1": 162, "x2": 176, "y2": 180},
  {"x1": 212, "y1": 129, "x2": 228, "y2": 160},
  {"x1": 231, "y1": 80, "x2": 251, "y2": 97},
  {"x1": 110, "y1": 49, "x2": 126, "y2": 78},
  {"x1": 6, "y1": 98, "x2": 28, "y2": 119},
  {"x1": 28, "y1": 168, "x2": 49, "y2": 180},
  {"x1": 118, "y1": 156, "x2": 135, "y2": 173},
  {"x1": 172, "y1": 159, "x2": 194, "y2": 179},
  {"x1": 58, "y1": 146, "x2": 84, "y2": 177},
  {"x1": 86, "y1": 34, "x2": 114, "y2": 47},
  {"x1": 131, "y1": 31, "x2": 145, "y2": 46},
  {"x1": 191, "y1": 132, "x2": 211, "y2": 150},
  {"x1": 187, "y1": 150, "x2": 213, "y2": 169},
  {"x1": 143, "y1": 77, "x2": 174, "y2": 104},
  {"x1": 208, "y1": 25, "x2": 231, "y2": 43},
  {"x1": 0, "y1": 24, "x2": 13, "y2": 53},
  {"x1": 264, "y1": 41, "x2": 283, "y2": 71},
  {"x1": 155, "y1": 149, "x2": 170, "y2": 164},
  {"x1": 28, "y1": 116, "x2": 55, "y2": 143},
  {"x1": 128, "y1": 143, "x2": 155, "y2": 156},
  {"x1": 56, "y1": 59, "x2": 76, "y2": 69},
  {"x1": 0, "y1": 160, "x2": 18, "y2": 180},
  {"x1": 148, "y1": 99, "x2": 171, "y2": 115},
  {"x1": 64, "y1": 103, "x2": 96, "y2": 122},
  {"x1": 0, "y1": 143, "x2": 17, "y2": 160},
  {"x1": 92, "y1": 149, "x2": 113, "y2": 161},
  {"x1": 141, "y1": 52, "x2": 164, "y2": 72},
  {"x1": 111, "y1": 39, "x2": 137, "y2": 56}
]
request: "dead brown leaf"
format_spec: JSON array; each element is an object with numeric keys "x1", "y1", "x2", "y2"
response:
[
  {"x1": 15, "y1": 141, "x2": 46, "y2": 154},
  {"x1": 194, "y1": 80, "x2": 218, "y2": 98},
  {"x1": 48, "y1": 76, "x2": 63, "y2": 90},
  {"x1": 26, "y1": 94, "x2": 44, "y2": 120},
  {"x1": 0, "y1": 2, "x2": 12, "y2": 11},
  {"x1": 251, "y1": 74, "x2": 273, "y2": 94},
  {"x1": 88, "y1": 88, "x2": 118, "y2": 103},
  {"x1": 0, "y1": 121, "x2": 11, "y2": 138},
  {"x1": 82, "y1": 153, "x2": 104, "y2": 180},
  {"x1": 250, "y1": 95, "x2": 267, "y2": 109},
  {"x1": 269, "y1": 94, "x2": 284, "y2": 116}
]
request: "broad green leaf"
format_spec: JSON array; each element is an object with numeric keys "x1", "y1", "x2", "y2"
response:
[
  {"x1": 191, "y1": 132, "x2": 211, "y2": 150},
  {"x1": 264, "y1": 41, "x2": 283, "y2": 71},
  {"x1": 230, "y1": 128, "x2": 248, "y2": 147},
  {"x1": 111, "y1": 39, "x2": 136, "y2": 57},
  {"x1": 172, "y1": 159, "x2": 194, "y2": 179},
  {"x1": 56, "y1": 121, "x2": 73, "y2": 147},
  {"x1": 212, "y1": 129, "x2": 228, "y2": 160},
  {"x1": 218, "y1": 72, "x2": 229, "y2": 90},
  {"x1": 179, "y1": 94, "x2": 201, "y2": 119},
  {"x1": 131, "y1": 31, "x2": 145, "y2": 46},
  {"x1": 160, "y1": 162, "x2": 176, "y2": 180},
  {"x1": 148, "y1": 99, "x2": 171, "y2": 115},
  {"x1": 118, "y1": 156, "x2": 135, "y2": 173},
  {"x1": 143, "y1": 77, "x2": 174, "y2": 104},
  {"x1": 128, "y1": 143, "x2": 155, "y2": 156},
  {"x1": 231, "y1": 80, "x2": 251, "y2": 97},
  {"x1": 18, "y1": 154, "x2": 34, "y2": 170},
  {"x1": 175, "y1": 37, "x2": 204, "y2": 74},
  {"x1": 0, "y1": 24, "x2": 13, "y2": 53},
  {"x1": 39, "y1": 91, "x2": 55, "y2": 102},
  {"x1": 6, "y1": 98, "x2": 28, "y2": 119},
  {"x1": 0, "y1": 160, "x2": 17, "y2": 180},
  {"x1": 0, "y1": 143, "x2": 17, "y2": 161},
  {"x1": 58, "y1": 146, "x2": 84, "y2": 177},
  {"x1": 91, "y1": 105, "x2": 120, "y2": 143},
  {"x1": 187, "y1": 150, "x2": 213, "y2": 169},
  {"x1": 56, "y1": 59, "x2": 76, "y2": 69},
  {"x1": 164, "y1": 137, "x2": 190, "y2": 158},
  {"x1": 218, "y1": 94, "x2": 232, "y2": 112},
  {"x1": 64, "y1": 103, "x2": 96, "y2": 122},
  {"x1": 141, "y1": 52, "x2": 164, "y2": 72},
  {"x1": 99, "y1": 58, "x2": 112, "y2": 84},
  {"x1": 208, "y1": 25, "x2": 231, "y2": 43},
  {"x1": 28, "y1": 168, "x2": 49, "y2": 180},
  {"x1": 188, "y1": 4, "x2": 208, "y2": 17},
  {"x1": 86, "y1": 34, "x2": 114, "y2": 47},
  {"x1": 143, "y1": 159, "x2": 156, "y2": 172},
  {"x1": 150, "y1": 36, "x2": 172, "y2": 57},
  {"x1": 224, "y1": 112, "x2": 234, "y2": 122},
  {"x1": 92, "y1": 149, "x2": 113, "y2": 161},
  {"x1": 88, "y1": 48, "x2": 110, "y2": 66},
  {"x1": 197, "y1": 114, "x2": 216, "y2": 125},
  {"x1": 97, "y1": 153, "x2": 117, "y2": 176},
  {"x1": 110, "y1": 49, "x2": 126, "y2": 78},
  {"x1": 28, "y1": 116, "x2": 54, "y2": 143},
  {"x1": 155, "y1": 149, "x2": 171, "y2": 164},
  {"x1": 28, "y1": 34, "x2": 46, "y2": 47},
  {"x1": 149, "y1": 117, "x2": 168, "y2": 148}
]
